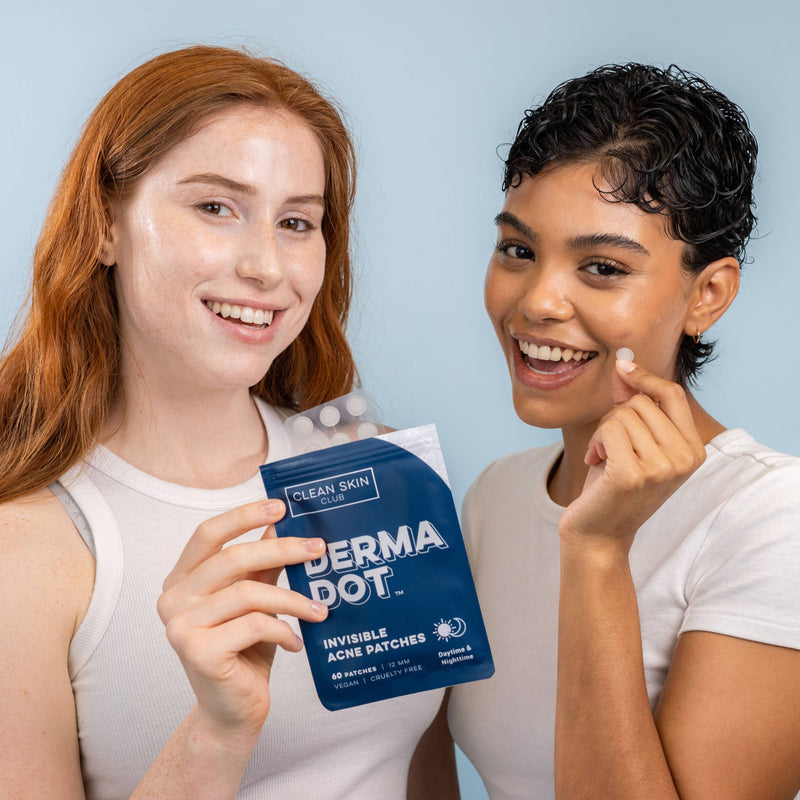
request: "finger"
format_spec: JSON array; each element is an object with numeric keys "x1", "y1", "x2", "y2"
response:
[
  {"x1": 587, "y1": 398, "x2": 704, "y2": 478},
  {"x1": 584, "y1": 436, "x2": 607, "y2": 466},
  {"x1": 182, "y1": 536, "x2": 327, "y2": 596},
  {"x1": 175, "y1": 579, "x2": 328, "y2": 631},
  {"x1": 604, "y1": 407, "x2": 673, "y2": 476},
  {"x1": 613, "y1": 356, "x2": 639, "y2": 405},
  {"x1": 222, "y1": 612, "x2": 305, "y2": 655},
  {"x1": 585, "y1": 408, "x2": 643, "y2": 467},
  {"x1": 166, "y1": 500, "x2": 287, "y2": 586},
  {"x1": 583, "y1": 416, "x2": 642, "y2": 477},
  {"x1": 621, "y1": 394, "x2": 706, "y2": 474},
  {"x1": 613, "y1": 361, "x2": 698, "y2": 441},
  {"x1": 173, "y1": 612, "x2": 306, "y2": 670}
]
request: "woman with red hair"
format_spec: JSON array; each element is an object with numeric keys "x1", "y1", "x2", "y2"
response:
[{"x1": 0, "y1": 45, "x2": 453, "y2": 799}]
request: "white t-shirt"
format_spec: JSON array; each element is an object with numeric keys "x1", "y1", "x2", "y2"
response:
[
  {"x1": 448, "y1": 429, "x2": 800, "y2": 800},
  {"x1": 59, "y1": 400, "x2": 442, "y2": 800}
]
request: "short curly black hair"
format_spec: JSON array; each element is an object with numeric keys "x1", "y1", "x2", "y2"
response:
[{"x1": 504, "y1": 63, "x2": 758, "y2": 385}]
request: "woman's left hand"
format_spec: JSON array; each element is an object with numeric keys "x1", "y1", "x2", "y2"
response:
[{"x1": 559, "y1": 358, "x2": 707, "y2": 553}]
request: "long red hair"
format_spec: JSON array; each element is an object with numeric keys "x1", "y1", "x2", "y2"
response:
[{"x1": 0, "y1": 45, "x2": 357, "y2": 504}]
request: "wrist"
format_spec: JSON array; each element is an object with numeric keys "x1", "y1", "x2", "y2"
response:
[
  {"x1": 185, "y1": 705, "x2": 263, "y2": 764},
  {"x1": 558, "y1": 531, "x2": 632, "y2": 574}
]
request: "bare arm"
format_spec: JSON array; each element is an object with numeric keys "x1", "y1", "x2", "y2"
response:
[
  {"x1": 1, "y1": 496, "x2": 328, "y2": 799},
  {"x1": 557, "y1": 556, "x2": 800, "y2": 799},
  {"x1": 554, "y1": 362, "x2": 800, "y2": 799},
  {"x1": 556, "y1": 543, "x2": 678, "y2": 798},
  {"x1": 0, "y1": 491, "x2": 94, "y2": 798},
  {"x1": 656, "y1": 632, "x2": 800, "y2": 799},
  {"x1": 408, "y1": 690, "x2": 460, "y2": 800}
]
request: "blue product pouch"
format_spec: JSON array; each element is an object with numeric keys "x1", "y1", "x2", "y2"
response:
[{"x1": 260, "y1": 422, "x2": 494, "y2": 710}]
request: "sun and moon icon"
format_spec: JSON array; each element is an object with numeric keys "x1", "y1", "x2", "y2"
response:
[{"x1": 433, "y1": 617, "x2": 467, "y2": 641}]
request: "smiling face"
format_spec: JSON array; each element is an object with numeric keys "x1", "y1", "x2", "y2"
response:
[
  {"x1": 485, "y1": 160, "x2": 702, "y2": 433},
  {"x1": 102, "y1": 104, "x2": 326, "y2": 397}
]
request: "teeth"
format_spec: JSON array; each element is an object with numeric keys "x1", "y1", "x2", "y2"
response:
[
  {"x1": 518, "y1": 341, "x2": 593, "y2": 362},
  {"x1": 206, "y1": 300, "x2": 274, "y2": 326}
]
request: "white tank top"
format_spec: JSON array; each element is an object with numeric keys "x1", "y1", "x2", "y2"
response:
[{"x1": 57, "y1": 399, "x2": 442, "y2": 799}]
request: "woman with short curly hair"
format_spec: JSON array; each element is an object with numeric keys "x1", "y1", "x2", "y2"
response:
[{"x1": 448, "y1": 63, "x2": 800, "y2": 800}]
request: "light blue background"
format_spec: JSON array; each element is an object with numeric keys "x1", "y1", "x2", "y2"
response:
[{"x1": 2, "y1": 1, "x2": 797, "y2": 796}]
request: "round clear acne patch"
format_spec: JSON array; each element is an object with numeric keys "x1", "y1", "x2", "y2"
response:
[
  {"x1": 292, "y1": 415, "x2": 315, "y2": 437},
  {"x1": 616, "y1": 347, "x2": 634, "y2": 362},
  {"x1": 357, "y1": 422, "x2": 379, "y2": 439},
  {"x1": 345, "y1": 394, "x2": 369, "y2": 417},
  {"x1": 319, "y1": 405, "x2": 341, "y2": 428}
]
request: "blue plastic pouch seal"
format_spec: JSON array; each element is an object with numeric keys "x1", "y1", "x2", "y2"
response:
[{"x1": 260, "y1": 424, "x2": 494, "y2": 710}]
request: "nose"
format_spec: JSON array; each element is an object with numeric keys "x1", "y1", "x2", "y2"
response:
[
  {"x1": 517, "y1": 265, "x2": 573, "y2": 322},
  {"x1": 235, "y1": 224, "x2": 284, "y2": 289}
]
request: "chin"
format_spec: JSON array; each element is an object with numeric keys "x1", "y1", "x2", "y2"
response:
[
  {"x1": 202, "y1": 358, "x2": 276, "y2": 394},
  {"x1": 511, "y1": 390, "x2": 610, "y2": 432},
  {"x1": 511, "y1": 394, "x2": 562, "y2": 430}
]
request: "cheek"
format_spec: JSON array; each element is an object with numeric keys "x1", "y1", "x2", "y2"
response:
[
  {"x1": 606, "y1": 292, "x2": 688, "y2": 374},
  {"x1": 115, "y1": 211, "x2": 200, "y2": 294},
  {"x1": 289, "y1": 246, "x2": 327, "y2": 309},
  {"x1": 483, "y1": 264, "x2": 513, "y2": 328}
]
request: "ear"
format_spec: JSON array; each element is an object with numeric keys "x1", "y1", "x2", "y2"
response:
[
  {"x1": 684, "y1": 256, "x2": 740, "y2": 339},
  {"x1": 98, "y1": 201, "x2": 118, "y2": 267}
]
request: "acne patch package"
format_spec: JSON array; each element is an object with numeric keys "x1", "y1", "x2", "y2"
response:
[{"x1": 260, "y1": 393, "x2": 494, "y2": 710}]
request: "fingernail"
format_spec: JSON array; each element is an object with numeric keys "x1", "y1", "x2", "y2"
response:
[
  {"x1": 261, "y1": 499, "x2": 284, "y2": 515},
  {"x1": 304, "y1": 537, "x2": 326, "y2": 553},
  {"x1": 616, "y1": 359, "x2": 635, "y2": 373},
  {"x1": 616, "y1": 347, "x2": 634, "y2": 362},
  {"x1": 294, "y1": 634, "x2": 305, "y2": 650},
  {"x1": 310, "y1": 600, "x2": 328, "y2": 616}
]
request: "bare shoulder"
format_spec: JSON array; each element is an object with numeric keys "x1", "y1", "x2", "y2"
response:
[
  {"x1": 0, "y1": 487, "x2": 94, "y2": 797},
  {"x1": 0, "y1": 486, "x2": 95, "y2": 644}
]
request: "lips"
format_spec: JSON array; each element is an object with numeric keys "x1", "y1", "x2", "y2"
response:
[{"x1": 513, "y1": 338, "x2": 598, "y2": 388}]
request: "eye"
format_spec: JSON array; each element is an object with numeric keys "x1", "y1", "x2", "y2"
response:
[
  {"x1": 496, "y1": 240, "x2": 534, "y2": 260},
  {"x1": 582, "y1": 259, "x2": 628, "y2": 278},
  {"x1": 197, "y1": 202, "x2": 233, "y2": 217},
  {"x1": 280, "y1": 217, "x2": 315, "y2": 232}
]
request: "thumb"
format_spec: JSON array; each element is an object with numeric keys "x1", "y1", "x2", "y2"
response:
[{"x1": 612, "y1": 348, "x2": 638, "y2": 405}]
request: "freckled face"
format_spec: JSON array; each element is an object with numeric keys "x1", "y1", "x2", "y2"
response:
[
  {"x1": 103, "y1": 105, "x2": 327, "y2": 395},
  {"x1": 484, "y1": 161, "x2": 696, "y2": 432}
]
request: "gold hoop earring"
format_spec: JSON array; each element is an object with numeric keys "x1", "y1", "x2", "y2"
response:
[{"x1": 693, "y1": 328, "x2": 701, "y2": 344}]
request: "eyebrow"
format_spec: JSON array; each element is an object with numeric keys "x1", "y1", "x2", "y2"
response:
[
  {"x1": 177, "y1": 173, "x2": 325, "y2": 207},
  {"x1": 495, "y1": 211, "x2": 537, "y2": 242},
  {"x1": 567, "y1": 232, "x2": 650, "y2": 256},
  {"x1": 178, "y1": 173, "x2": 256, "y2": 195},
  {"x1": 494, "y1": 211, "x2": 649, "y2": 256}
]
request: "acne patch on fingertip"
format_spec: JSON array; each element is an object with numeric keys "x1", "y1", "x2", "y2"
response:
[{"x1": 616, "y1": 347, "x2": 634, "y2": 362}]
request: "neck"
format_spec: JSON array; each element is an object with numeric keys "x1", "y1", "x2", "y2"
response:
[
  {"x1": 101, "y1": 370, "x2": 269, "y2": 489},
  {"x1": 548, "y1": 389, "x2": 725, "y2": 507}
]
